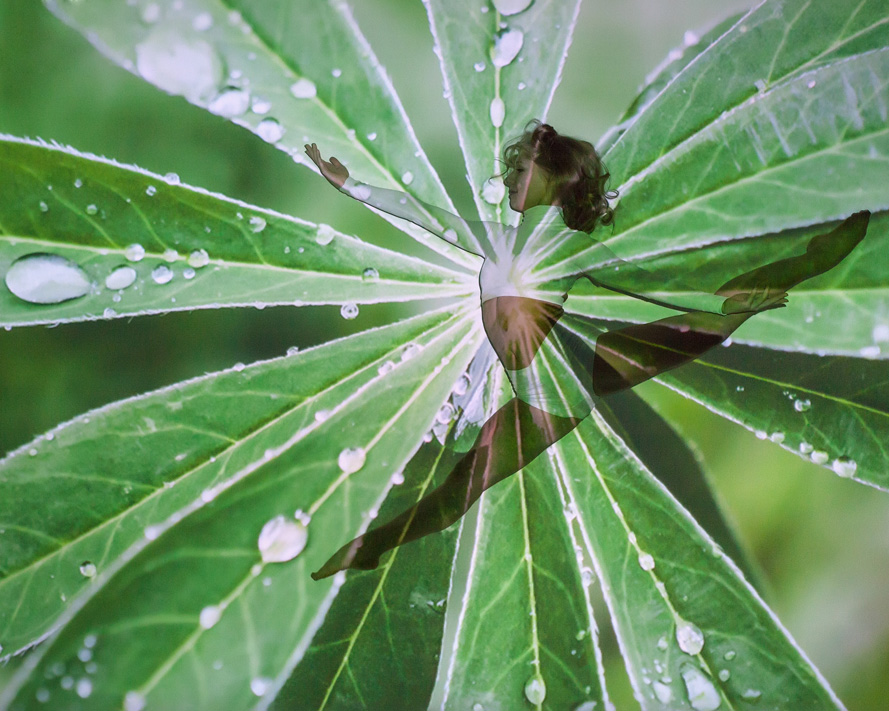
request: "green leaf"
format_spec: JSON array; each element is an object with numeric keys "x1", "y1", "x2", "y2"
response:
[
  {"x1": 0, "y1": 137, "x2": 472, "y2": 327},
  {"x1": 44, "y1": 0, "x2": 478, "y2": 268},
  {"x1": 423, "y1": 0, "x2": 583, "y2": 222},
  {"x1": 543, "y1": 413, "x2": 845, "y2": 709}
]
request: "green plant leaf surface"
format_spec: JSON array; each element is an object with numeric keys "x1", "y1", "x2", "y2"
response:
[
  {"x1": 423, "y1": 0, "x2": 583, "y2": 222},
  {"x1": 0, "y1": 306, "x2": 472, "y2": 657},
  {"x1": 43, "y1": 0, "x2": 479, "y2": 269},
  {"x1": 543, "y1": 412, "x2": 845, "y2": 710},
  {"x1": 0, "y1": 137, "x2": 473, "y2": 327}
]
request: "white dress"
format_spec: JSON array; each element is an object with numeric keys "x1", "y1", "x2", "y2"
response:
[{"x1": 340, "y1": 178, "x2": 727, "y2": 417}]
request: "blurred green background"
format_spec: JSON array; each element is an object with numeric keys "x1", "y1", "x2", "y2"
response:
[{"x1": 1, "y1": 0, "x2": 886, "y2": 708}]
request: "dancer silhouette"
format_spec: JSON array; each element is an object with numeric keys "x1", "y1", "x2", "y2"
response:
[{"x1": 305, "y1": 120, "x2": 869, "y2": 579}]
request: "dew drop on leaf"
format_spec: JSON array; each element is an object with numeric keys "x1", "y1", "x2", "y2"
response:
[
  {"x1": 187, "y1": 249, "x2": 210, "y2": 268},
  {"x1": 489, "y1": 97, "x2": 505, "y2": 127},
  {"x1": 258, "y1": 515, "x2": 308, "y2": 563},
  {"x1": 653, "y1": 681, "x2": 673, "y2": 704},
  {"x1": 799, "y1": 441, "x2": 813, "y2": 454},
  {"x1": 524, "y1": 674, "x2": 546, "y2": 705},
  {"x1": 338, "y1": 447, "x2": 366, "y2": 474},
  {"x1": 474, "y1": 61, "x2": 485, "y2": 72},
  {"x1": 199, "y1": 605, "x2": 222, "y2": 629},
  {"x1": 124, "y1": 690, "x2": 147, "y2": 711},
  {"x1": 79, "y1": 561, "x2": 96, "y2": 578},
  {"x1": 39, "y1": 200, "x2": 49, "y2": 213},
  {"x1": 362, "y1": 267, "x2": 379, "y2": 280},
  {"x1": 491, "y1": 29, "x2": 523, "y2": 67},
  {"x1": 436, "y1": 402, "x2": 455, "y2": 423},
  {"x1": 832, "y1": 456, "x2": 857, "y2": 478},
  {"x1": 681, "y1": 664, "x2": 720, "y2": 710},
  {"x1": 249, "y1": 216, "x2": 267, "y2": 233},
  {"x1": 125, "y1": 243, "x2": 146, "y2": 262},
  {"x1": 793, "y1": 398, "x2": 811, "y2": 412},
  {"x1": 289, "y1": 78, "x2": 317, "y2": 99},
  {"x1": 162, "y1": 248, "x2": 179, "y2": 263},
  {"x1": 378, "y1": 360, "x2": 395, "y2": 375},
  {"x1": 192, "y1": 11, "x2": 213, "y2": 32},
  {"x1": 718, "y1": 669, "x2": 730, "y2": 681},
  {"x1": 209, "y1": 87, "x2": 251, "y2": 117},
  {"x1": 257, "y1": 118, "x2": 285, "y2": 143},
  {"x1": 453, "y1": 373, "x2": 471, "y2": 396},
  {"x1": 151, "y1": 265, "x2": 173, "y2": 285},
  {"x1": 75, "y1": 678, "x2": 92, "y2": 699},
  {"x1": 401, "y1": 343, "x2": 422, "y2": 361},
  {"x1": 315, "y1": 224, "x2": 336, "y2": 245},
  {"x1": 401, "y1": 171, "x2": 414, "y2": 185},
  {"x1": 482, "y1": 177, "x2": 506, "y2": 204},
  {"x1": 741, "y1": 689, "x2": 761, "y2": 701},
  {"x1": 340, "y1": 302, "x2": 359, "y2": 320},
  {"x1": 250, "y1": 677, "x2": 272, "y2": 697},
  {"x1": 135, "y1": 28, "x2": 222, "y2": 103},
  {"x1": 638, "y1": 552, "x2": 655, "y2": 571},
  {"x1": 676, "y1": 619, "x2": 705, "y2": 655},
  {"x1": 251, "y1": 97, "x2": 271, "y2": 114},
  {"x1": 492, "y1": 0, "x2": 533, "y2": 15},
  {"x1": 723, "y1": 650, "x2": 735, "y2": 660},
  {"x1": 810, "y1": 450, "x2": 829, "y2": 465},
  {"x1": 36, "y1": 688, "x2": 50, "y2": 703},
  {"x1": 5, "y1": 253, "x2": 91, "y2": 304},
  {"x1": 85, "y1": 204, "x2": 98, "y2": 216}
]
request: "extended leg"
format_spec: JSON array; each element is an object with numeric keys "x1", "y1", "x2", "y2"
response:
[{"x1": 311, "y1": 397, "x2": 581, "y2": 579}]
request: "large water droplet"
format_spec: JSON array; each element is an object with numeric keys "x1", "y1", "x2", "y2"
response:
[
  {"x1": 199, "y1": 604, "x2": 222, "y2": 629},
  {"x1": 489, "y1": 97, "x2": 505, "y2": 128},
  {"x1": 79, "y1": 561, "x2": 97, "y2": 578},
  {"x1": 491, "y1": 29, "x2": 523, "y2": 67},
  {"x1": 681, "y1": 664, "x2": 721, "y2": 710},
  {"x1": 258, "y1": 515, "x2": 308, "y2": 562},
  {"x1": 315, "y1": 224, "x2": 336, "y2": 245},
  {"x1": 151, "y1": 265, "x2": 174, "y2": 285},
  {"x1": 653, "y1": 680, "x2": 673, "y2": 703},
  {"x1": 831, "y1": 456, "x2": 857, "y2": 478},
  {"x1": 810, "y1": 450, "x2": 829, "y2": 465},
  {"x1": 136, "y1": 28, "x2": 222, "y2": 103},
  {"x1": 453, "y1": 373, "x2": 471, "y2": 396},
  {"x1": 794, "y1": 398, "x2": 811, "y2": 412},
  {"x1": 340, "y1": 302, "x2": 359, "y2": 320},
  {"x1": 125, "y1": 243, "x2": 146, "y2": 262},
  {"x1": 524, "y1": 674, "x2": 546, "y2": 704},
  {"x1": 209, "y1": 87, "x2": 250, "y2": 117},
  {"x1": 290, "y1": 78, "x2": 317, "y2": 98},
  {"x1": 482, "y1": 177, "x2": 506, "y2": 204},
  {"x1": 5, "y1": 253, "x2": 91, "y2": 304},
  {"x1": 676, "y1": 619, "x2": 705, "y2": 655},
  {"x1": 493, "y1": 0, "x2": 534, "y2": 15},
  {"x1": 124, "y1": 690, "x2": 147, "y2": 711},
  {"x1": 257, "y1": 118, "x2": 285, "y2": 143},
  {"x1": 105, "y1": 266, "x2": 137, "y2": 290},
  {"x1": 338, "y1": 447, "x2": 366, "y2": 474},
  {"x1": 187, "y1": 249, "x2": 210, "y2": 268},
  {"x1": 638, "y1": 552, "x2": 655, "y2": 571}
]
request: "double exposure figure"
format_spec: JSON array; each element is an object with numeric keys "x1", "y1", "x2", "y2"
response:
[{"x1": 305, "y1": 121, "x2": 869, "y2": 580}]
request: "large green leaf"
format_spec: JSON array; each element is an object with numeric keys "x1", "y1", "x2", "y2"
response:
[
  {"x1": 44, "y1": 0, "x2": 479, "y2": 268},
  {"x1": 424, "y1": 0, "x2": 583, "y2": 222},
  {"x1": 0, "y1": 137, "x2": 471, "y2": 327}
]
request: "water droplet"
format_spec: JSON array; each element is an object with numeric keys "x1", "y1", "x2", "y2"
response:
[
  {"x1": 754, "y1": 430, "x2": 767, "y2": 440},
  {"x1": 524, "y1": 674, "x2": 546, "y2": 705},
  {"x1": 436, "y1": 402, "x2": 455, "y2": 424},
  {"x1": 315, "y1": 224, "x2": 336, "y2": 245},
  {"x1": 249, "y1": 216, "x2": 267, "y2": 233},
  {"x1": 517, "y1": 81, "x2": 527, "y2": 91},
  {"x1": 209, "y1": 87, "x2": 250, "y2": 118},
  {"x1": 769, "y1": 431, "x2": 785, "y2": 444},
  {"x1": 807, "y1": 79, "x2": 816, "y2": 89},
  {"x1": 391, "y1": 471, "x2": 405, "y2": 485},
  {"x1": 681, "y1": 664, "x2": 720, "y2": 710},
  {"x1": 251, "y1": 97, "x2": 271, "y2": 114},
  {"x1": 250, "y1": 677, "x2": 272, "y2": 696},
  {"x1": 79, "y1": 561, "x2": 97, "y2": 578},
  {"x1": 491, "y1": 29, "x2": 523, "y2": 67},
  {"x1": 257, "y1": 118, "x2": 284, "y2": 143},
  {"x1": 77, "y1": 647, "x2": 92, "y2": 662},
  {"x1": 338, "y1": 447, "x2": 366, "y2": 474},
  {"x1": 340, "y1": 302, "x2": 359, "y2": 320},
  {"x1": 581, "y1": 567, "x2": 594, "y2": 586},
  {"x1": 472, "y1": 704, "x2": 484, "y2": 711},
  {"x1": 492, "y1": 0, "x2": 533, "y2": 15},
  {"x1": 85, "y1": 204, "x2": 98, "y2": 216},
  {"x1": 573, "y1": 703, "x2": 597, "y2": 711},
  {"x1": 146, "y1": 185, "x2": 157, "y2": 196},
  {"x1": 75, "y1": 678, "x2": 92, "y2": 699},
  {"x1": 401, "y1": 171, "x2": 414, "y2": 185},
  {"x1": 794, "y1": 398, "x2": 811, "y2": 412},
  {"x1": 378, "y1": 360, "x2": 395, "y2": 375},
  {"x1": 125, "y1": 243, "x2": 146, "y2": 262},
  {"x1": 315, "y1": 409, "x2": 331, "y2": 422},
  {"x1": 723, "y1": 650, "x2": 736, "y2": 660},
  {"x1": 61, "y1": 676, "x2": 74, "y2": 690},
  {"x1": 638, "y1": 553, "x2": 655, "y2": 571},
  {"x1": 810, "y1": 450, "x2": 829, "y2": 465},
  {"x1": 36, "y1": 688, "x2": 50, "y2": 703},
  {"x1": 653, "y1": 681, "x2": 673, "y2": 704},
  {"x1": 859, "y1": 345, "x2": 881, "y2": 358},
  {"x1": 74, "y1": 178, "x2": 83, "y2": 189},
  {"x1": 192, "y1": 11, "x2": 213, "y2": 31},
  {"x1": 39, "y1": 200, "x2": 49, "y2": 213},
  {"x1": 657, "y1": 635, "x2": 668, "y2": 650},
  {"x1": 124, "y1": 691, "x2": 147, "y2": 711},
  {"x1": 286, "y1": 346, "x2": 300, "y2": 356},
  {"x1": 331, "y1": 68, "x2": 342, "y2": 78},
  {"x1": 151, "y1": 265, "x2": 174, "y2": 285},
  {"x1": 199, "y1": 605, "x2": 222, "y2": 629},
  {"x1": 474, "y1": 61, "x2": 486, "y2": 72},
  {"x1": 83, "y1": 634, "x2": 97, "y2": 649},
  {"x1": 136, "y1": 28, "x2": 222, "y2": 103},
  {"x1": 683, "y1": 30, "x2": 700, "y2": 46},
  {"x1": 831, "y1": 456, "x2": 857, "y2": 478},
  {"x1": 187, "y1": 248, "x2": 210, "y2": 268},
  {"x1": 401, "y1": 343, "x2": 422, "y2": 361},
  {"x1": 258, "y1": 514, "x2": 308, "y2": 563},
  {"x1": 163, "y1": 172, "x2": 180, "y2": 185},
  {"x1": 799, "y1": 441, "x2": 814, "y2": 454},
  {"x1": 162, "y1": 248, "x2": 179, "y2": 263},
  {"x1": 718, "y1": 669, "x2": 730, "y2": 681},
  {"x1": 141, "y1": 3, "x2": 160, "y2": 23},
  {"x1": 482, "y1": 177, "x2": 506, "y2": 204},
  {"x1": 872, "y1": 324, "x2": 889, "y2": 342},
  {"x1": 754, "y1": 79, "x2": 767, "y2": 92},
  {"x1": 5, "y1": 253, "x2": 91, "y2": 304},
  {"x1": 453, "y1": 373, "x2": 471, "y2": 396},
  {"x1": 489, "y1": 97, "x2": 505, "y2": 127},
  {"x1": 741, "y1": 689, "x2": 761, "y2": 701},
  {"x1": 290, "y1": 78, "x2": 317, "y2": 99},
  {"x1": 676, "y1": 620, "x2": 705, "y2": 655},
  {"x1": 183, "y1": 267, "x2": 196, "y2": 279},
  {"x1": 361, "y1": 267, "x2": 379, "y2": 281}
]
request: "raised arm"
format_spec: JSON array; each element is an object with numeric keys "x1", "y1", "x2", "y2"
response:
[{"x1": 304, "y1": 143, "x2": 483, "y2": 257}]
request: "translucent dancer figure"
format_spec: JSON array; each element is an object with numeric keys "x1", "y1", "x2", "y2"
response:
[{"x1": 305, "y1": 121, "x2": 869, "y2": 579}]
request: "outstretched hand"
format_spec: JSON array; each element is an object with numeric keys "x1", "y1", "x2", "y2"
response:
[
  {"x1": 304, "y1": 143, "x2": 349, "y2": 188},
  {"x1": 722, "y1": 285, "x2": 788, "y2": 314}
]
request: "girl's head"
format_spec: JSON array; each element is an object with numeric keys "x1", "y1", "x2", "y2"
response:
[{"x1": 500, "y1": 120, "x2": 617, "y2": 232}]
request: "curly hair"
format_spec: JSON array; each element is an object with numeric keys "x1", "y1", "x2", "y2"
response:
[{"x1": 500, "y1": 119, "x2": 618, "y2": 233}]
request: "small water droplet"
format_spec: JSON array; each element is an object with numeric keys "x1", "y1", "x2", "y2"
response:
[
  {"x1": 810, "y1": 450, "x2": 829, "y2": 465},
  {"x1": 79, "y1": 561, "x2": 97, "y2": 578},
  {"x1": 249, "y1": 216, "x2": 267, "y2": 233},
  {"x1": 290, "y1": 78, "x2": 318, "y2": 98},
  {"x1": 136, "y1": 28, "x2": 222, "y2": 103},
  {"x1": 741, "y1": 689, "x2": 761, "y2": 701},
  {"x1": 187, "y1": 249, "x2": 210, "y2": 268},
  {"x1": 794, "y1": 398, "x2": 811, "y2": 412},
  {"x1": 258, "y1": 515, "x2": 308, "y2": 563},
  {"x1": 489, "y1": 97, "x2": 505, "y2": 127},
  {"x1": 754, "y1": 79, "x2": 767, "y2": 92},
  {"x1": 151, "y1": 265, "x2": 174, "y2": 285},
  {"x1": 199, "y1": 605, "x2": 222, "y2": 629},
  {"x1": 453, "y1": 373, "x2": 471, "y2": 396},
  {"x1": 74, "y1": 178, "x2": 83, "y2": 188},
  {"x1": 85, "y1": 204, "x2": 98, "y2": 216},
  {"x1": 60, "y1": 676, "x2": 74, "y2": 690},
  {"x1": 676, "y1": 619, "x2": 705, "y2": 655},
  {"x1": 799, "y1": 441, "x2": 814, "y2": 454},
  {"x1": 331, "y1": 68, "x2": 342, "y2": 78},
  {"x1": 491, "y1": 28, "x2": 523, "y2": 67},
  {"x1": 192, "y1": 11, "x2": 213, "y2": 31},
  {"x1": 338, "y1": 447, "x2": 366, "y2": 474},
  {"x1": 36, "y1": 688, "x2": 50, "y2": 703},
  {"x1": 251, "y1": 97, "x2": 271, "y2": 114},
  {"x1": 653, "y1": 680, "x2": 673, "y2": 704},
  {"x1": 524, "y1": 674, "x2": 546, "y2": 705},
  {"x1": 378, "y1": 360, "x2": 395, "y2": 375},
  {"x1": 718, "y1": 669, "x2": 730, "y2": 682},
  {"x1": 315, "y1": 409, "x2": 331, "y2": 422},
  {"x1": 492, "y1": 0, "x2": 533, "y2": 15},
  {"x1": 146, "y1": 185, "x2": 157, "y2": 196},
  {"x1": 681, "y1": 664, "x2": 720, "y2": 710},
  {"x1": 657, "y1": 635, "x2": 668, "y2": 650},
  {"x1": 872, "y1": 324, "x2": 889, "y2": 342},
  {"x1": 250, "y1": 677, "x2": 272, "y2": 697},
  {"x1": 831, "y1": 456, "x2": 857, "y2": 478},
  {"x1": 77, "y1": 647, "x2": 92, "y2": 662},
  {"x1": 5, "y1": 253, "x2": 91, "y2": 304},
  {"x1": 391, "y1": 471, "x2": 405, "y2": 485},
  {"x1": 401, "y1": 171, "x2": 414, "y2": 185},
  {"x1": 769, "y1": 431, "x2": 785, "y2": 444},
  {"x1": 257, "y1": 118, "x2": 285, "y2": 143},
  {"x1": 83, "y1": 634, "x2": 97, "y2": 649},
  {"x1": 141, "y1": 3, "x2": 160, "y2": 23},
  {"x1": 125, "y1": 243, "x2": 146, "y2": 262},
  {"x1": 209, "y1": 87, "x2": 250, "y2": 117},
  {"x1": 340, "y1": 302, "x2": 359, "y2": 320},
  {"x1": 163, "y1": 172, "x2": 180, "y2": 185},
  {"x1": 183, "y1": 267, "x2": 196, "y2": 279},
  {"x1": 638, "y1": 552, "x2": 655, "y2": 571},
  {"x1": 754, "y1": 430, "x2": 767, "y2": 440},
  {"x1": 162, "y1": 248, "x2": 179, "y2": 263},
  {"x1": 286, "y1": 346, "x2": 300, "y2": 357},
  {"x1": 474, "y1": 61, "x2": 486, "y2": 72},
  {"x1": 807, "y1": 79, "x2": 816, "y2": 89},
  {"x1": 75, "y1": 678, "x2": 92, "y2": 699},
  {"x1": 361, "y1": 267, "x2": 379, "y2": 280},
  {"x1": 481, "y1": 177, "x2": 506, "y2": 204},
  {"x1": 401, "y1": 343, "x2": 422, "y2": 361},
  {"x1": 315, "y1": 224, "x2": 336, "y2": 245},
  {"x1": 723, "y1": 650, "x2": 736, "y2": 660},
  {"x1": 581, "y1": 567, "x2": 594, "y2": 586},
  {"x1": 39, "y1": 200, "x2": 49, "y2": 213},
  {"x1": 124, "y1": 690, "x2": 147, "y2": 711}
]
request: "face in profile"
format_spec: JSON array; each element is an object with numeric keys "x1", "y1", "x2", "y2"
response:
[{"x1": 504, "y1": 154, "x2": 555, "y2": 213}]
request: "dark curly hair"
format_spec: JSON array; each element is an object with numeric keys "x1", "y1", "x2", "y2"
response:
[{"x1": 499, "y1": 120, "x2": 618, "y2": 233}]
